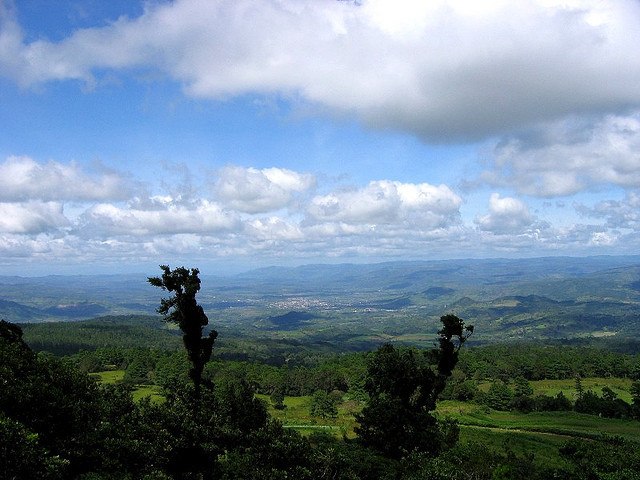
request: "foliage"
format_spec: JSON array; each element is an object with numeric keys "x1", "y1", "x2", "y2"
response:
[
  {"x1": 355, "y1": 314, "x2": 472, "y2": 459},
  {"x1": 479, "y1": 380, "x2": 514, "y2": 410},
  {"x1": 20, "y1": 316, "x2": 182, "y2": 356},
  {"x1": 574, "y1": 389, "x2": 632, "y2": 419},
  {"x1": 148, "y1": 265, "x2": 218, "y2": 395},
  {"x1": 8, "y1": 256, "x2": 640, "y2": 480},
  {"x1": 1, "y1": 320, "x2": 170, "y2": 478},
  {"x1": 2, "y1": 317, "x2": 330, "y2": 479},
  {"x1": 397, "y1": 441, "x2": 558, "y2": 480},
  {"x1": 309, "y1": 390, "x2": 338, "y2": 419},
  {"x1": 0, "y1": 414, "x2": 68, "y2": 479},
  {"x1": 270, "y1": 389, "x2": 286, "y2": 410},
  {"x1": 155, "y1": 350, "x2": 191, "y2": 390},
  {"x1": 457, "y1": 343, "x2": 640, "y2": 381},
  {"x1": 632, "y1": 380, "x2": 640, "y2": 419},
  {"x1": 307, "y1": 432, "x2": 397, "y2": 480},
  {"x1": 560, "y1": 436, "x2": 640, "y2": 480},
  {"x1": 6, "y1": 305, "x2": 640, "y2": 479},
  {"x1": 513, "y1": 376, "x2": 533, "y2": 397}
]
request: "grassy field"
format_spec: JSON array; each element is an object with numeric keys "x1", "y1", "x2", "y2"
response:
[
  {"x1": 257, "y1": 392, "x2": 640, "y2": 467},
  {"x1": 131, "y1": 384, "x2": 164, "y2": 403},
  {"x1": 458, "y1": 425, "x2": 570, "y2": 468},
  {"x1": 477, "y1": 377, "x2": 633, "y2": 403},
  {"x1": 92, "y1": 370, "x2": 164, "y2": 403},
  {"x1": 530, "y1": 377, "x2": 633, "y2": 403},
  {"x1": 437, "y1": 400, "x2": 640, "y2": 442},
  {"x1": 257, "y1": 394, "x2": 359, "y2": 437},
  {"x1": 439, "y1": 399, "x2": 640, "y2": 467},
  {"x1": 91, "y1": 369, "x2": 125, "y2": 384}
]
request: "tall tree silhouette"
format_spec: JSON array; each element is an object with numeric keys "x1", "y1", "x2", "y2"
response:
[
  {"x1": 148, "y1": 265, "x2": 217, "y2": 397},
  {"x1": 355, "y1": 314, "x2": 473, "y2": 458}
]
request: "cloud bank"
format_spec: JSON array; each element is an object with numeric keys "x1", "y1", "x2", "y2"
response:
[
  {"x1": 0, "y1": 156, "x2": 636, "y2": 268},
  {"x1": 2, "y1": 0, "x2": 640, "y2": 142}
]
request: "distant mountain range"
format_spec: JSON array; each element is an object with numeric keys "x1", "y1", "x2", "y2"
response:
[{"x1": 2, "y1": 256, "x2": 640, "y2": 343}]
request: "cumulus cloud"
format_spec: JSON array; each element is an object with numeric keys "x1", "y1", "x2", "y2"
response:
[
  {"x1": 0, "y1": 156, "x2": 130, "y2": 201},
  {"x1": 481, "y1": 114, "x2": 640, "y2": 196},
  {"x1": 307, "y1": 180, "x2": 462, "y2": 228},
  {"x1": 589, "y1": 231, "x2": 617, "y2": 247},
  {"x1": 3, "y1": 1, "x2": 640, "y2": 141},
  {"x1": 213, "y1": 166, "x2": 315, "y2": 213},
  {"x1": 245, "y1": 217, "x2": 303, "y2": 241},
  {"x1": 0, "y1": 201, "x2": 69, "y2": 234},
  {"x1": 79, "y1": 200, "x2": 239, "y2": 236},
  {"x1": 0, "y1": 234, "x2": 61, "y2": 258},
  {"x1": 475, "y1": 193, "x2": 543, "y2": 234},
  {"x1": 0, "y1": 154, "x2": 631, "y2": 267},
  {"x1": 575, "y1": 191, "x2": 640, "y2": 230}
]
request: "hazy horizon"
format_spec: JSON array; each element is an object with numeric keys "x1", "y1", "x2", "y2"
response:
[{"x1": 1, "y1": 253, "x2": 638, "y2": 278}]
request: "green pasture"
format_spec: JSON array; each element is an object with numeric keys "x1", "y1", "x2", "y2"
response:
[
  {"x1": 458, "y1": 425, "x2": 570, "y2": 468},
  {"x1": 260, "y1": 389, "x2": 640, "y2": 442},
  {"x1": 530, "y1": 377, "x2": 633, "y2": 403},
  {"x1": 477, "y1": 377, "x2": 633, "y2": 403},
  {"x1": 258, "y1": 392, "x2": 640, "y2": 467},
  {"x1": 437, "y1": 400, "x2": 640, "y2": 442},
  {"x1": 258, "y1": 394, "x2": 359, "y2": 438},
  {"x1": 132, "y1": 384, "x2": 164, "y2": 403},
  {"x1": 91, "y1": 370, "x2": 164, "y2": 403},
  {"x1": 91, "y1": 369, "x2": 125, "y2": 384},
  {"x1": 439, "y1": 399, "x2": 640, "y2": 467}
]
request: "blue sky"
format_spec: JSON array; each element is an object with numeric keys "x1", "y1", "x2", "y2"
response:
[{"x1": 1, "y1": 0, "x2": 639, "y2": 275}]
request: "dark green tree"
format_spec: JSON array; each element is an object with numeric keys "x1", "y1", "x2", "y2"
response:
[
  {"x1": 0, "y1": 320, "x2": 170, "y2": 478},
  {"x1": 631, "y1": 380, "x2": 640, "y2": 420},
  {"x1": 0, "y1": 415, "x2": 68, "y2": 479},
  {"x1": 560, "y1": 436, "x2": 640, "y2": 480},
  {"x1": 309, "y1": 390, "x2": 338, "y2": 419},
  {"x1": 155, "y1": 350, "x2": 191, "y2": 391},
  {"x1": 148, "y1": 265, "x2": 218, "y2": 396},
  {"x1": 574, "y1": 375, "x2": 584, "y2": 400},
  {"x1": 482, "y1": 380, "x2": 514, "y2": 411},
  {"x1": 574, "y1": 390, "x2": 602, "y2": 415},
  {"x1": 270, "y1": 388, "x2": 286, "y2": 410},
  {"x1": 123, "y1": 350, "x2": 152, "y2": 385},
  {"x1": 355, "y1": 314, "x2": 472, "y2": 459},
  {"x1": 451, "y1": 379, "x2": 478, "y2": 401},
  {"x1": 513, "y1": 376, "x2": 533, "y2": 397}
]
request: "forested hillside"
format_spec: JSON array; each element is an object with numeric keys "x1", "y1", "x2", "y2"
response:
[
  {"x1": 3, "y1": 259, "x2": 640, "y2": 478},
  {"x1": 5, "y1": 312, "x2": 640, "y2": 479}
]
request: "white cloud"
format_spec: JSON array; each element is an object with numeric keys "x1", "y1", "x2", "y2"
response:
[
  {"x1": 79, "y1": 200, "x2": 239, "y2": 236},
  {"x1": 0, "y1": 154, "x2": 633, "y2": 268},
  {"x1": 3, "y1": 0, "x2": 640, "y2": 141},
  {"x1": 0, "y1": 234, "x2": 64, "y2": 258},
  {"x1": 0, "y1": 156, "x2": 130, "y2": 201},
  {"x1": 213, "y1": 166, "x2": 315, "y2": 213},
  {"x1": 307, "y1": 180, "x2": 462, "y2": 227},
  {"x1": 475, "y1": 193, "x2": 543, "y2": 234},
  {"x1": 589, "y1": 231, "x2": 617, "y2": 247},
  {"x1": 575, "y1": 191, "x2": 640, "y2": 230},
  {"x1": 0, "y1": 201, "x2": 69, "y2": 234},
  {"x1": 481, "y1": 114, "x2": 640, "y2": 196},
  {"x1": 245, "y1": 217, "x2": 303, "y2": 241}
]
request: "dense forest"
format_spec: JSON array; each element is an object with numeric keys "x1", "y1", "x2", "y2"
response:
[
  {"x1": 5, "y1": 315, "x2": 640, "y2": 479},
  {"x1": 2, "y1": 267, "x2": 640, "y2": 479},
  {"x1": 0, "y1": 316, "x2": 640, "y2": 479}
]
